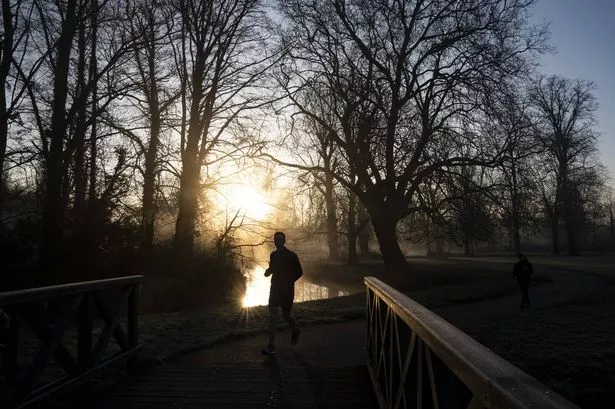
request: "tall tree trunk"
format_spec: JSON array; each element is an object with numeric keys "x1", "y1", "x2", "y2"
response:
[
  {"x1": 545, "y1": 189, "x2": 560, "y2": 255},
  {"x1": 510, "y1": 158, "x2": 521, "y2": 254},
  {"x1": 561, "y1": 171, "x2": 578, "y2": 256},
  {"x1": 565, "y1": 216, "x2": 578, "y2": 255},
  {"x1": 135, "y1": 8, "x2": 163, "y2": 255},
  {"x1": 40, "y1": 0, "x2": 78, "y2": 276},
  {"x1": 610, "y1": 206, "x2": 614, "y2": 249},
  {"x1": 464, "y1": 238, "x2": 470, "y2": 256},
  {"x1": 82, "y1": 0, "x2": 98, "y2": 279},
  {"x1": 140, "y1": 44, "x2": 162, "y2": 253},
  {"x1": 556, "y1": 160, "x2": 576, "y2": 256},
  {"x1": 173, "y1": 52, "x2": 206, "y2": 261},
  {"x1": 551, "y1": 209, "x2": 560, "y2": 255},
  {"x1": 88, "y1": 0, "x2": 98, "y2": 214},
  {"x1": 358, "y1": 205, "x2": 370, "y2": 257},
  {"x1": 0, "y1": 0, "x2": 13, "y2": 212},
  {"x1": 0, "y1": 85, "x2": 7, "y2": 213},
  {"x1": 564, "y1": 189, "x2": 578, "y2": 256},
  {"x1": 347, "y1": 191, "x2": 358, "y2": 265},
  {"x1": 73, "y1": 20, "x2": 88, "y2": 224},
  {"x1": 141, "y1": 114, "x2": 159, "y2": 253},
  {"x1": 435, "y1": 237, "x2": 444, "y2": 256},
  {"x1": 174, "y1": 155, "x2": 200, "y2": 259},
  {"x1": 369, "y1": 207, "x2": 407, "y2": 270},
  {"x1": 511, "y1": 213, "x2": 521, "y2": 255},
  {"x1": 323, "y1": 170, "x2": 339, "y2": 260}
]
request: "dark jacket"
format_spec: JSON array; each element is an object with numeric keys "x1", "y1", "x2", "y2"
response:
[
  {"x1": 513, "y1": 260, "x2": 533, "y2": 285},
  {"x1": 268, "y1": 247, "x2": 303, "y2": 302}
]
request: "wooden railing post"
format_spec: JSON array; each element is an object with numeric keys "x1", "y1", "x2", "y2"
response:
[
  {"x1": 127, "y1": 284, "x2": 140, "y2": 371},
  {"x1": 76, "y1": 293, "x2": 92, "y2": 402},
  {"x1": 78, "y1": 293, "x2": 92, "y2": 371},
  {"x1": 364, "y1": 276, "x2": 581, "y2": 409},
  {"x1": 1, "y1": 308, "x2": 18, "y2": 406},
  {"x1": 0, "y1": 275, "x2": 143, "y2": 407}
]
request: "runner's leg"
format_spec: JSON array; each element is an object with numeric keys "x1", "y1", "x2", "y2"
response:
[
  {"x1": 268, "y1": 305, "x2": 279, "y2": 347},
  {"x1": 281, "y1": 307, "x2": 296, "y2": 330}
]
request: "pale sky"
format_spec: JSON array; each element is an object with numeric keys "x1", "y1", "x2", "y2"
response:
[{"x1": 530, "y1": 0, "x2": 615, "y2": 179}]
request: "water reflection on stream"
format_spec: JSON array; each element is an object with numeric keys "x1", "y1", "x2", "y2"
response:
[{"x1": 242, "y1": 265, "x2": 350, "y2": 307}]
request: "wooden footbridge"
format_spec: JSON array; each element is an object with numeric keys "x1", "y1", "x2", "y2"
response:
[{"x1": 1, "y1": 275, "x2": 581, "y2": 408}]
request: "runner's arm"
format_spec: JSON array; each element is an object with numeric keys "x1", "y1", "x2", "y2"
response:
[
  {"x1": 264, "y1": 253, "x2": 273, "y2": 277},
  {"x1": 295, "y1": 254, "x2": 303, "y2": 281}
]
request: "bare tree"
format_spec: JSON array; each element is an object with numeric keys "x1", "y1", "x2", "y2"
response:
[
  {"x1": 72, "y1": 3, "x2": 90, "y2": 224},
  {"x1": 38, "y1": 0, "x2": 81, "y2": 273},
  {"x1": 274, "y1": 0, "x2": 547, "y2": 268},
  {"x1": 317, "y1": 131, "x2": 340, "y2": 260},
  {"x1": 285, "y1": 94, "x2": 342, "y2": 260},
  {"x1": 456, "y1": 169, "x2": 496, "y2": 255},
  {"x1": 292, "y1": 171, "x2": 328, "y2": 236},
  {"x1": 124, "y1": 0, "x2": 179, "y2": 254},
  {"x1": 17, "y1": 0, "x2": 137, "y2": 275},
  {"x1": 171, "y1": 0, "x2": 275, "y2": 260},
  {"x1": 0, "y1": 0, "x2": 32, "y2": 211},
  {"x1": 484, "y1": 87, "x2": 541, "y2": 254},
  {"x1": 577, "y1": 166, "x2": 608, "y2": 249},
  {"x1": 608, "y1": 187, "x2": 615, "y2": 248},
  {"x1": 530, "y1": 75, "x2": 599, "y2": 255},
  {"x1": 357, "y1": 203, "x2": 370, "y2": 257},
  {"x1": 346, "y1": 188, "x2": 357, "y2": 263}
]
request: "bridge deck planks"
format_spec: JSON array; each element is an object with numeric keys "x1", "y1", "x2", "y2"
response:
[{"x1": 93, "y1": 364, "x2": 377, "y2": 408}]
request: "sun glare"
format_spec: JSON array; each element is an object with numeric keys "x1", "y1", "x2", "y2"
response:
[
  {"x1": 218, "y1": 184, "x2": 273, "y2": 221},
  {"x1": 242, "y1": 266, "x2": 270, "y2": 307}
]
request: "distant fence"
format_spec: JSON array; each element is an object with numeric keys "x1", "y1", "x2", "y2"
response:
[
  {"x1": 364, "y1": 277, "x2": 580, "y2": 409},
  {"x1": 0, "y1": 275, "x2": 143, "y2": 408}
]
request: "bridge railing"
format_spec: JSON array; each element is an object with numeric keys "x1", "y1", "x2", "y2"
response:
[
  {"x1": 0, "y1": 275, "x2": 143, "y2": 408},
  {"x1": 365, "y1": 277, "x2": 580, "y2": 409}
]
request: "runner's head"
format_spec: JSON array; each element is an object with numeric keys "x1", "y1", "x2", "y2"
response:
[{"x1": 274, "y1": 231, "x2": 286, "y2": 249}]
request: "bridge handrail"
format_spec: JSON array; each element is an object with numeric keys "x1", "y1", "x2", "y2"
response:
[
  {"x1": 1, "y1": 275, "x2": 143, "y2": 408},
  {"x1": 364, "y1": 276, "x2": 580, "y2": 409},
  {"x1": 0, "y1": 275, "x2": 143, "y2": 305}
]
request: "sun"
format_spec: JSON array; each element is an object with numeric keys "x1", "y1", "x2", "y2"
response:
[
  {"x1": 216, "y1": 184, "x2": 273, "y2": 221},
  {"x1": 241, "y1": 266, "x2": 271, "y2": 307}
]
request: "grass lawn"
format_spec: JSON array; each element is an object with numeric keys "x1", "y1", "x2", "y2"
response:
[{"x1": 472, "y1": 289, "x2": 615, "y2": 409}]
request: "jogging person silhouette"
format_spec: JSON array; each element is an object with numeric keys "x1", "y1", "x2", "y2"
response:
[
  {"x1": 513, "y1": 253, "x2": 533, "y2": 309},
  {"x1": 262, "y1": 231, "x2": 302, "y2": 355}
]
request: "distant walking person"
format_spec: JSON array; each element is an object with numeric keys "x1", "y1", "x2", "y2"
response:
[
  {"x1": 262, "y1": 231, "x2": 303, "y2": 355},
  {"x1": 513, "y1": 253, "x2": 533, "y2": 309}
]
